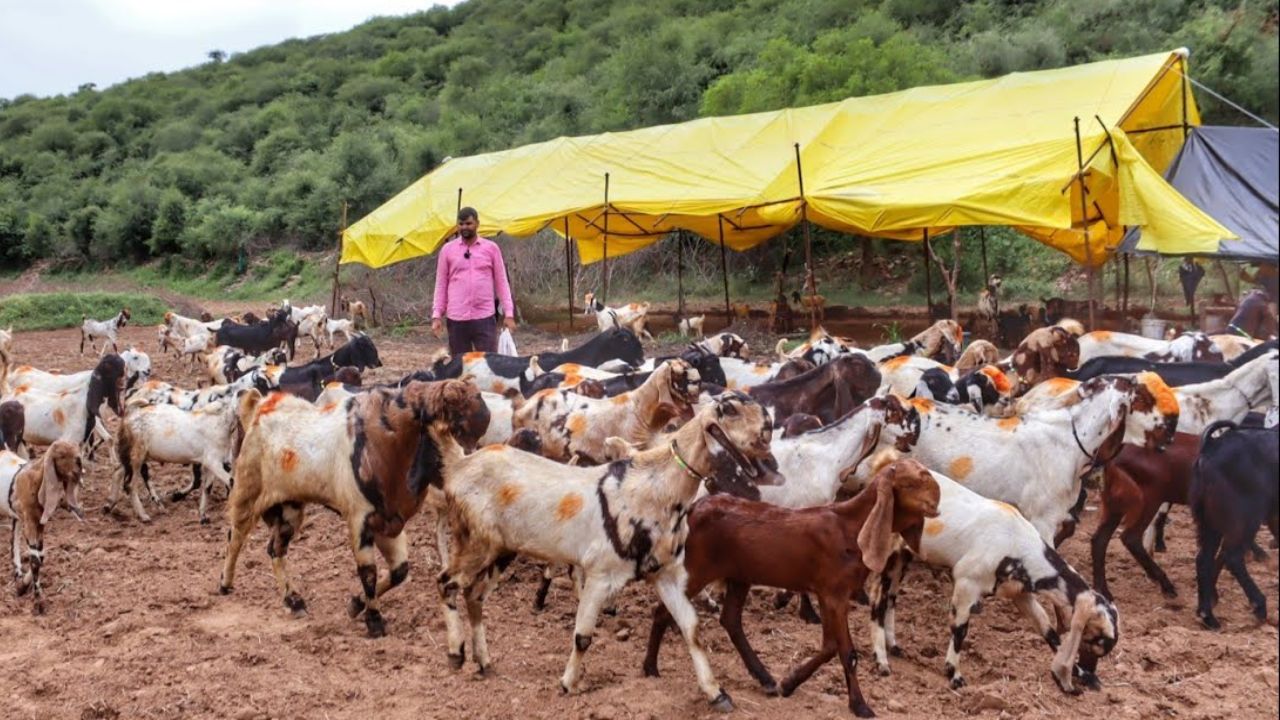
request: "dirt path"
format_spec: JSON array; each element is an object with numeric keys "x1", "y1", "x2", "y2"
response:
[{"x1": 0, "y1": 323, "x2": 1275, "y2": 720}]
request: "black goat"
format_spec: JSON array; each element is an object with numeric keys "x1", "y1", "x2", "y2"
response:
[
  {"x1": 279, "y1": 335, "x2": 382, "y2": 388},
  {"x1": 215, "y1": 308, "x2": 295, "y2": 356},
  {"x1": 435, "y1": 327, "x2": 644, "y2": 381},
  {"x1": 1190, "y1": 420, "x2": 1280, "y2": 629}
]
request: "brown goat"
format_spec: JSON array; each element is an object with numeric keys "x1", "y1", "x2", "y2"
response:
[
  {"x1": 747, "y1": 354, "x2": 881, "y2": 428},
  {"x1": 1011, "y1": 326, "x2": 1080, "y2": 393},
  {"x1": 1091, "y1": 433, "x2": 1199, "y2": 600},
  {"x1": 1, "y1": 441, "x2": 84, "y2": 614},
  {"x1": 1, "y1": 399, "x2": 25, "y2": 455},
  {"x1": 642, "y1": 458, "x2": 940, "y2": 717}
]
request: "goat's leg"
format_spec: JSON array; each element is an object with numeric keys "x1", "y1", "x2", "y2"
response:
[
  {"x1": 465, "y1": 576, "x2": 494, "y2": 674},
  {"x1": 642, "y1": 601, "x2": 674, "y2": 678},
  {"x1": 870, "y1": 552, "x2": 907, "y2": 675},
  {"x1": 24, "y1": 529, "x2": 45, "y2": 615},
  {"x1": 719, "y1": 581, "x2": 779, "y2": 694},
  {"x1": 1090, "y1": 510, "x2": 1123, "y2": 600},
  {"x1": 198, "y1": 459, "x2": 235, "y2": 525},
  {"x1": 438, "y1": 540, "x2": 500, "y2": 669},
  {"x1": 123, "y1": 461, "x2": 152, "y2": 523},
  {"x1": 1120, "y1": 523, "x2": 1177, "y2": 597},
  {"x1": 654, "y1": 572, "x2": 732, "y2": 711},
  {"x1": 779, "y1": 605, "x2": 838, "y2": 698},
  {"x1": 1194, "y1": 526, "x2": 1224, "y2": 629},
  {"x1": 139, "y1": 462, "x2": 163, "y2": 507},
  {"x1": 10, "y1": 519, "x2": 29, "y2": 595},
  {"x1": 218, "y1": 492, "x2": 259, "y2": 594},
  {"x1": 559, "y1": 572, "x2": 621, "y2": 693},
  {"x1": 263, "y1": 502, "x2": 306, "y2": 616},
  {"x1": 1012, "y1": 593, "x2": 1060, "y2": 650},
  {"x1": 1223, "y1": 544, "x2": 1268, "y2": 622},
  {"x1": 797, "y1": 593, "x2": 821, "y2": 624},
  {"x1": 533, "y1": 564, "x2": 556, "y2": 611},
  {"x1": 1144, "y1": 502, "x2": 1172, "y2": 553},
  {"x1": 168, "y1": 464, "x2": 202, "y2": 502},
  {"x1": 825, "y1": 595, "x2": 873, "y2": 718},
  {"x1": 943, "y1": 578, "x2": 982, "y2": 689},
  {"x1": 347, "y1": 514, "x2": 387, "y2": 637}
]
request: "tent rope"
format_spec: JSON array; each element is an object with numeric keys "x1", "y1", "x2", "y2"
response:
[{"x1": 1179, "y1": 71, "x2": 1277, "y2": 130}]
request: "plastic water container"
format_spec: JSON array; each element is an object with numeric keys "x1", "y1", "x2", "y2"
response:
[{"x1": 1140, "y1": 317, "x2": 1168, "y2": 340}]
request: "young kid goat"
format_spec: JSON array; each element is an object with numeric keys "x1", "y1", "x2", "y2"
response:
[
  {"x1": 109, "y1": 395, "x2": 245, "y2": 523},
  {"x1": 868, "y1": 468, "x2": 1118, "y2": 694},
  {"x1": 641, "y1": 456, "x2": 940, "y2": 717},
  {"x1": 0, "y1": 441, "x2": 84, "y2": 614},
  {"x1": 80, "y1": 308, "x2": 131, "y2": 356},
  {"x1": 437, "y1": 393, "x2": 783, "y2": 711}
]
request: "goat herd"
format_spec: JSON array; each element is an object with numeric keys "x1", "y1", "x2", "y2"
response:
[{"x1": 0, "y1": 297, "x2": 1276, "y2": 718}]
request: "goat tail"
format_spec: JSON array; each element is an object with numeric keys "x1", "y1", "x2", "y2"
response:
[
  {"x1": 775, "y1": 338, "x2": 788, "y2": 360},
  {"x1": 1198, "y1": 420, "x2": 1238, "y2": 455},
  {"x1": 1191, "y1": 421, "x2": 1239, "y2": 501}
]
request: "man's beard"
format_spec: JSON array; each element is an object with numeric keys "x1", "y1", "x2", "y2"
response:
[{"x1": 460, "y1": 229, "x2": 476, "y2": 240}]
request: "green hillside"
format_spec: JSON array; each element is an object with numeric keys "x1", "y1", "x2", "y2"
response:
[{"x1": 0, "y1": 0, "x2": 1275, "y2": 272}]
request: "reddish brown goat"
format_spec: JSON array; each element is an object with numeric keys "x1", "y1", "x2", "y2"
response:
[
  {"x1": 747, "y1": 354, "x2": 881, "y2": 428},
  {"x1": 1091, "y1": 433, "x2": 1199, "y2": 600},
  {"x1": 642, "y1": 459, "x2": 940, "y2": 717},
  {"x1": 1, "y1": 399, "x2": 25, "y2": 455}
]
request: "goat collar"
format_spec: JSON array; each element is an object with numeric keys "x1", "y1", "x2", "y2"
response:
[
  {"x1": 669, "y1": 440, "x2": 714, "y2": 491},
  {"x1": 1071, "y1": 416, "x2": 1122, "y2": 471}
]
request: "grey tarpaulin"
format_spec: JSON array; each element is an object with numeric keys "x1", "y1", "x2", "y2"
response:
[{"x1": 1120, "y1": 125, "x2": 1278, "y2": 262}]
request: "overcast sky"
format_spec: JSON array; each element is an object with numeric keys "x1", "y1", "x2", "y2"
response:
[{"x1": 0, "y1": 0, "x2": 460, "y2": 100}]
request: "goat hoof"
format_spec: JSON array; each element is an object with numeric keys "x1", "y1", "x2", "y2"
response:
[
  {"x1": 32, "y1": 600, "x2": 45, "y2": 616},
  {"x1": 1198, "y1": 611, "x2": 1221, "y2": 630},
  {"x1": 1252, "y1": 604, "x2": 1267, "y2": 622},
  {"x1": 559, "y1": 681, "x2": 570, "y2": 695},
  {"x1": 447, "y1": 653, "x2": 465, "y2": 670},
  {"x1": 1078, "y1": 672, "x2": 1102, "y2": 692},
  {"x1": 779, "y1": 680, "x2": 797, "y2": 698},
  {"x1": 1160, "y1": 584, "x2": 1178, "y2": 599},
  {"x1": 970, "y1": 600, "x2": 984, "y2": 615},
  {"x1": 474, "y1": 664, "x2": 491, "y2": 678},
  {"x1": 348, "y1": 595, "x2": 366, "y2": 618},
  {"x1": 284, "y1": 592, "x2": 307, "y2": 617},
  {"x1": 217, "y1": 584, "x2": 233, "y2": 595},
  {"x1": 642, "y1": 663, "x2": 660, "y2": 678},
  {"x1": 708, "y1": 691, "x2": 734, "y2": 713},
  {"x1": 851, "y1": 700, "x2": 876, "y2": 718},
  {"x1": 889, "y1": 645, "x2": 903, "y2": 658},
  {"x1": 876, "y1": 664, "x2": 891, "y2": 677},
  {"x1": 773, "y1": 591, "x2": 792, "y2": 610},
  {"x1": 949, "y1": 675, "x2": 966, "y2": 690},
  {"x1": 602, "y1": 605, "x2": 617, "y2": 616},
  {"x1": 1154, "y1": 541, "x2": 1167, "y2": 553},
  {"x1": 199, "y1": 517, "x2": 210, "y2": 526},
  {"x1": 762, "y1": 682, "x2": 781, "y2": 697},
  {"x1": 364, "y1": 609, "x2": 386, "y2": 638}
]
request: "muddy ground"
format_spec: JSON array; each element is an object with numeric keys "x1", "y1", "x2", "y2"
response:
[{"x1": 1, "y1": 319, "x2": 1276, "y2": 720}]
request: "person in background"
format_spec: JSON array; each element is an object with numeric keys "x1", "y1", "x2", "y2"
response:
[
  {"x1": 1239, "y1": 262, "x2": 1278, "y2": 304},
  {"x1": 431, "y1": 207, "x2": 517, "y2": 354},
  {"x1": 1178, "y1": 257, "x2": 1205, "y2": 314}
]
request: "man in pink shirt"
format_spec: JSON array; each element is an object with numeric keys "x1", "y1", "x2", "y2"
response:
[{"x1": 430, "y1": 207, "x2": 517, "y2": 354}]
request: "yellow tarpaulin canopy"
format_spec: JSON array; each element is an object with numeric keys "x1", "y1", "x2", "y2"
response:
[{"x1": 342, "y1": 49, "x2": 1234, "y2": 269}]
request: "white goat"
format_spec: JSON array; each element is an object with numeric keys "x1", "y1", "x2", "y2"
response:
[
  {"x1": 79, "y1": 308, "x2": 131, "y2": 356},
  {"x1": 9, "y1": 348, "x2": 151, "y2": 394},
  {"x1": 867, "y1": 374, "x2": 1179, "y2": 544},
  {"x1": 678, "y1": 314, "x2": 705, "y2": 338},
  {"x1": 0, "y1": 441, "x2": 84, "y2": 614},
  {"x1": 583, "y1": 292, "x2": 653, "y2": 342},
  {"x1": 435, "y1": 393, "x2": 781, "y2": 710},
  {"x1": 869, "y1": 470, "x2": 1119, "y2": 693},
  {"x1": 1075, "y1": 330, "x2": 1223, "y2": 365},
  {"x1": 109, "y1": 397, "x2": 242, "y2": 523},
  {"x1": 325, "y1": 318, "x2": 360, "y2": 348}
]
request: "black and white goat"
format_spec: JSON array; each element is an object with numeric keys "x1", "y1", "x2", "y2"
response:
[{"x1": 80, "y1": 308, "x2": 131, "y2": 356}]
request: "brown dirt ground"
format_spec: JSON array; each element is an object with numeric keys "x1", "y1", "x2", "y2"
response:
[{"x1": 1, "y1": 320, "x2": 1276, "y2": 720}]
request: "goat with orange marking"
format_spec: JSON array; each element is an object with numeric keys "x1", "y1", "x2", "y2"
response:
[
  {"x1": 0, "y1": 441, "x2": 84, "y2": 614},
  {"x1": 219, "y1": 379, "x2": 489, "y2": 637},
  {"x1": 642, "y1": 455, "x2": 939, "y2": 717},
  {"x1": 437, "y1": 393, "x2": 782, "y2": 710},
  {"x1": 869, "y1": 465, "x2": 1118, "y2": 694}
]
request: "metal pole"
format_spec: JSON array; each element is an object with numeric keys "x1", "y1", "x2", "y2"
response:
[
  {"x1": 331, "y1": 200, "x2": 347, "y2": 314},
  {"x1": 1123, "y1": 253, "x2": 1130, "y2": 315},
  {"x1": 795, "y1": 143, "x2": 817, "y2": 330},
  {"x1": 1074, "y1": 117, "x2": 1097, "y2": 331},
  {"x1": 1180, "y1": 55, "x2": 1191, "y2": 139},
  {"x1": 456, "y1": 187, "x2": 462, "y2": 214},
  {"x1": 602, "y1": 173, "x2": 610, "y2": 304},
  {"x1": 923, "y1": 229, "x2": 933, "y2": 317},
  {"x1": 718, "y1": 215, "x2": 731, "y2": 327},
  {"x1": 564, "y1": 217, "x2": 574, "y2": 330},
  {"x1": 676, "y1": 230, "x2": 686, "y2": 322}
]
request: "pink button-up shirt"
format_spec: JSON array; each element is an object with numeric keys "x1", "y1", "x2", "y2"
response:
[{"x1": 432, "y1": 235, "x2": 515, "y2": 322}]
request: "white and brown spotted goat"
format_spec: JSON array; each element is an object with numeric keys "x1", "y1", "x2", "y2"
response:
[
  {"x1": 436, "y1": 392, "x2": 783, "y2": 710},
  {"x1": 1, "y1": 440, "x2": 84, "y2": 614},
  {"x1": 79, "y1": 308, "x2": 131, "y2": 356},
  {"x1": 512, "y1": 359, "x2": 701, "y2": 464},
  {"x1": 219, "y1": 379, "x2": 489, "y2": 637}
]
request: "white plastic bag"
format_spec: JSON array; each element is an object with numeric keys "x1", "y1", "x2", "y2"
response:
[{"x1": 498, "y1": 327, "x2": 518, "y2": 356}]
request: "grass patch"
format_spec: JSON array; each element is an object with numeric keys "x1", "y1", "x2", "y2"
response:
[
  {"x1": 0, "y1": 292, "x2": 168, "y2": 331},
  {"x1": 49, "y1": 250, "x2": 332, "y2": 303}
]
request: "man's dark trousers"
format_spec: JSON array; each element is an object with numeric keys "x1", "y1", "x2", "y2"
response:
[{"x1": 446, "y1": 315, "x2": 498, "y2": 355}]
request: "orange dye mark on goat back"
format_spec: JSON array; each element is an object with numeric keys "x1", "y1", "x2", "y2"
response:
[
  {"x1": 280, "y1": 448, "x2": 299, "y2": 473},
  {"x1": 464, "y1": 352, "x2": 485, "y2": 362},
  {"x1": 994, "y1": 501, "x2": 1020, "y2": 516},
  {"x1": 611, "y1": 394, "x2": 629, "y2": 405},
  {"x1": 752, "y1": 364, "x2": 771, "y2": 376},
  {"x1": 981, "y1": 366, "x2": 1013, "y2": 395},
  {"x1": 14, "y1": 365, "x2": 32, "y2": 373},
  {"x1": 910, "y1": 397, "x2": 935, "y2": 414},
  {"x1": 490, "y1": 381, "x2": 506, "y2": 394},
  {"x1": 883, "y1": 356, "x2": 911, "y2": 371},
  {"x1": 52, "y1": 409, "x2": 66, "y2": 427},
  {"x1": 924, "y1": 519, "x2": 945, "y2": 537},
  {"x1": 1138, "y1": 372, "x2": 1180, "y2": 416},
  {"x1": 997, "y1": 416, "x2": 1020, "y2": 431},
  {"x1": 1042, "y1": 377, "x2": 1079, "y2": 395},
  {"x1": 557, "y1": 493, "x2": 584, "y2": 521},
  {"x1": 1091, "y1": 330, "x2": 1113, "y2": 342},
  {"x1": 567, "y1": 415, "x2": 587, "y2": 435},
  {"x1": 949, "y1": 456, "x2": 974, "y2": 481},
  {"x1": 256, "y1": 392, "x2": 289, "y2": 418},
  {"x1": 497, "y1": 483, "x2": 521, "y2": 507},
  {"x1": 560, "y1": 364, "x2": 582, "y2": 374},
  {"x1": 320, "y1": 402, "x2": 339, "y2": 414},
  {"x1": 483, "y1": 444, "x2": 506, "y2": 452}
]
